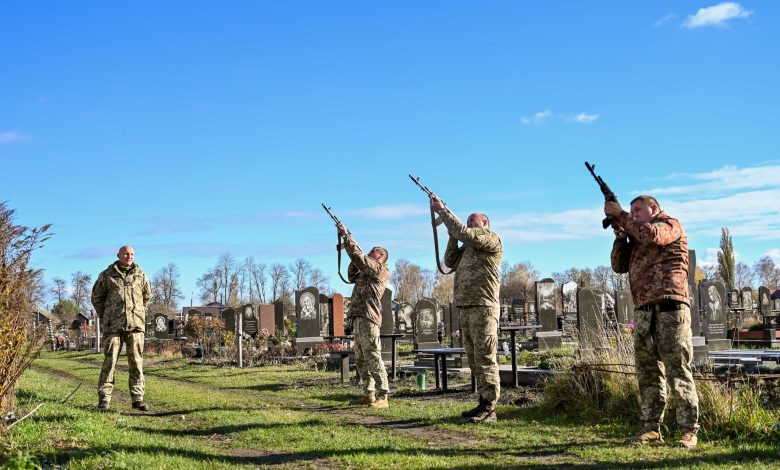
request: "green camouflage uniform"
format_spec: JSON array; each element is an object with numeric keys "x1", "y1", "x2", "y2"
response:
[
  {"x1": 611, "y1": 210, "x2": 699, "y2": 434},
  {"x1": 440, "y1": 207, "x2": 503, "y2": 409},
  {"x1": 91, "y1": 261, "x2": 152, "y2": 404},
  {"x1": 344, "y1": 236, "x2": 391, "y2": 399}
]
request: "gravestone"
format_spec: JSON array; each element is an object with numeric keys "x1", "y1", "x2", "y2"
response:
[
  {"x1": 741, "y1": 287, "x2": 754, "y2": 313},
  {"x1": 688, "y1": 250, "x2": 701, "y2": 337},
  {"x1": 442, "y1": 304, "x2": 452, "y2": 342},
  {"x1": 510, "y1": 297, "x2": 525, "y2": 323},
  {"x1": 759, "y1": 286, "x2": 771, "y2": 317},
  {"x1": 295, "y1": 287, "x2": 322, "y2": 355},
  {"x1": 241, "y1": 304, "x2": 258, "y2": 336},
  {"x1": 395, "y1": 302, "x2": 414, "y2": 335},
  {"x1": 274, "y1": 301, "x2": 285, "y2": 333},
  {"x1": 257, "y1": 304, "x2": 275, "y2": 333},
  {"x1": 331, "y1": 294, "x2": 345, "y2": 337},
  {"x1": 222, "y1": 308, "x2": 236, "y2": 332},
  {"x1": 728, "y1": 289, "x2": 741, "y2": 309},
  {"x1": 576, "y1": 287, "x2": 603, "y2": 352},
  {"x1": 380, "y1": 288, "x2": 394, "y2": 362},
  {"x1": 615, "y1": 291, "x2": 634, "y2": 325},
  {"x1": 186, "y1": 308, "x2": 202, "y2": 321},
  {"x1": 414, "y1": 298, "x2": 440, "y2": 367},
  {"x1": 700, "y1": 281, "x2": 731, "y2": 350},
  {"x1": 153, "y1": 313, "x2": 169, "y2": 339},
  {"x1": 319, "y1": 294, "x2": 331, "y2": 337},
  {"x1": 535, "y1": 279, "x2": 561, "y2": 350}
]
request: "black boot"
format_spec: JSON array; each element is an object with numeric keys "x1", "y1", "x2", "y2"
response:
[
  {"x1": 132, "y1": 401, "x2": 150, "y2": 412},
  {"x1": 461, "y1": 398, "x2": 486, "y2": 418}
]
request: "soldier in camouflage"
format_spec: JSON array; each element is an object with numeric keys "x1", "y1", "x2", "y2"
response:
[
  {"x1": 91, "y1": 246, "x2": 152, "y2": 412},
  {"x1": 607, "y1": 195, "x2": 699, "y2": 449},
  {"x1": 338, "y1": 224, "x2": 392, "y2": 409},
  {"x1": 431, "y1": 195, "x2": 503, "y2": 423}
]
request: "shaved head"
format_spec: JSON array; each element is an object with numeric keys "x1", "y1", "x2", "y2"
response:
[
  {"x1": 467, "y1": 213, "x2": 490, "y2": 228},
  {"x1": 117, "y1": 245, "x2": 135, "y2": 267}
]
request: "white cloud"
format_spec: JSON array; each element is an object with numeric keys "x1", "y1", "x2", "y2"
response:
[
  {"x1": 764, "y1": 248, "x2": 780, "y2": 263},
  {"x1": 644, "y1": 164, "x2": 780, "y2": 198},
  {"x1": 571, "y1": 112, "x2": 600, "y2": 124},
  {"x1": 655, "y1": 14, "x2": 677, "y2": 27},
  {"x1": 683, "y1": 2, "x2": 752, "y2": 29},
  {"x1": 0, "y1": 130, "x2": 31, "y2": 144},
  {"x1": 522, "y1": 110, "x2": 600, "y2": 125},
  {"x1": 521, "y1": 110, "x2": 552, "y2": 125}
]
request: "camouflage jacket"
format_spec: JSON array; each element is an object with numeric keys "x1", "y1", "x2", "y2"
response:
[
  {"x1": 440, "y1": 207, "x2": 503, "y2": 308},
  {"x1": 91, "y1": 262, "x2": 152, "y2": 334},
  {"x1": 344, "y1": 237, "x2": 391, "y2": 326},
  {"x1": 611, "y1": 210, "x2": 689, "y2": 309}
]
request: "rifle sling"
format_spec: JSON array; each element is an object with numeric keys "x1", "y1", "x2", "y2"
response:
[
  {"x1": 336, "y1": 234, "x2": 354, "y2": 284},
  {"x1": 430, "y1": 206, "x2": 455, "y2": 276}
]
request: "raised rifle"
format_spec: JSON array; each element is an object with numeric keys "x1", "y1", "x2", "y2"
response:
[
  {"x1": 408, "y1": 175, "x2": 455, "y2": 275},
  {"x1": 322, "y1": 204, "x2": 353, "y2": 284},
  {"x1": 584, "y1": 162, "x2": 619, "y2": 230}
]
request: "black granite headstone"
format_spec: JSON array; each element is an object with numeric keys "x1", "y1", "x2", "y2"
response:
[
  {"x1": 395, "y1": 302, "x2": 414, "y2": 335},
  {"x1": 535, "y1": 279, "x2": 558, "y2": 332},
  {"x1": 700, "y1": 280, "x2": 731, "y2": 350},
  {"x1": 153, "y1": 313, "x2": 169, "y2": 339},
  {"x1": 741, "y1": 287, "x2": 754, "y2": 312},
  {"x1": 414, "y1": 298, "x2": 439, "y2": 346},
  {"x1": 222, "y1": 308, "x2": 236, "y2": 332},
  {"x1": 295, "y1": 287, "x2": 322, "y2": 355},
  {"x1": 759, "y1": 286, "x2": 771, "y2": 317},
  {"x1": 688, "y1": 250, "x2": 701, "y2": 337},
  {"x1": 728, "y1": 289, "x2": 741, "y2": 309},
  {"x1": 380, "y1": 288, "x2": 394, "y2": 361},
  {"x1": 241, "y1": 304, "x2": 258, "y2": 335},
  {"x1": 319, "y1": 294, "x2": 331, "y2": 337},
  {"x1": 274, "y1": 301, "x2": 285, "y2": 333}
]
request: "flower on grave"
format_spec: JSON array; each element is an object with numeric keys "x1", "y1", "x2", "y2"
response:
[{"x1": 258, "y1": 328, "x2": 270, "y2": 338}]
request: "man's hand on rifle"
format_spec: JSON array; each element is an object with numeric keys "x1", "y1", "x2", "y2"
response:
[
  {"x1": 604, "y1": 201, "x2": 624, "y2": 218},
  {"x1": 430, "y1": 194, "x2": 445, "y2": 212},
  {"x1": 613, "y1": 227, "x2": 627, "y2": 239},
  {"x1": 337, "y1": 223, "x2": 350, "y2": 238}
]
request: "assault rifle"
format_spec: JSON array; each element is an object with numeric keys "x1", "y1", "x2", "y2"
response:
[
  {"x1": 322, "y1": 204, "x2": 353, "y2": 284},
  {"x1": 408, "y1": 175, "x2": 454, "y2": 275},
  {"x1": 584, "y1": 162, "x2": 619, "y2": 230}
]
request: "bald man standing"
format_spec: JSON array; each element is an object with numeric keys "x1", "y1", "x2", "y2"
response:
[{"x1": 92, "y1": 246, "x2": 152, "y2": 411}]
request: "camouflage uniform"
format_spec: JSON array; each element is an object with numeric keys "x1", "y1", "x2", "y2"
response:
[
  {"x1": 440, "y1": 207, "x2": 503, "y2": 409},
  {"x1": 91, "y1": 262, "x2": 152, "y2": 405},
  {"x1": 611, "y1": 210, "x2": 699, "y2": 434},
  {"x1": 344, "y1": 236, "x2": 391, "y2": 399}
]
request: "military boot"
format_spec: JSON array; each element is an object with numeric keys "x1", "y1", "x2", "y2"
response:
[
  {"x1": 349, "y1": 395, "x2": 375, "y2": 406},
  {"x1": 371, "y1": 396, "x2": 389, "y2": 409},
  {"x1": 469, "y1": 404, "x2": 497, "y2": 424},
  {"x1": 678, "y1": 430, "x2": 698, "y2": 449},
  {"x1": 626, "y1": 429, "x2": 663, "y2": 445},
  {"x1": 132, "y1": 401, "x2": 151, "y2": 412},
  {"x1": 97, "y1": 400, "x2": 110, "y2": 411},
  {"x1": 461, "y1": 398, "x2": 487, "y2": 418}
]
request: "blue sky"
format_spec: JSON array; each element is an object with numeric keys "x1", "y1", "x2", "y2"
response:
[{"x1": 3, "y1": 1, "x2": 779, "y2": 306}]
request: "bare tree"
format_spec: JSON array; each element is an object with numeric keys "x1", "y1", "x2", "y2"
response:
[
  {"x1": 592, "y1": 265, "x2": 611, "y2": 293},
  {"x1": 151, "y1": 263, "x2": 183, "y2": 310},
  {"x1": 51, "y1": 277, "x2": 68, "y2": 304},
  {"x1": 269, "y1": 263, "x2": 289, "y2": 301},
  {"x1": 70, "y1": 271, "x2": 92, "y2": 310},
  {"x1": 392, "y1": 259, "x2": 429, "y2": 304},
  {"x1": 608, "y1": 271, "x2": 629, "y2": 293},
  {"x1": 734, "y1": 262, "x2": 754, "y2": 289},
  {"x1": 309, "y1": 267, "x2": 330, "y2": 294},
  {"x1": 754, "y1": 256, "x2": 780, "y2": 289},
  {"x1": 289, "y1": 258, "x2": 312, "y2": 291},
  {"x1": 245, "y1": 258, "x2": 267, "y2": 303},
  {"x1": 701, "y1": 264, "x2": 719, "y2": 282},
  {"x1": 431, "y1": 272, "x2": 454, "y2": 305},
  {"x1": 499, "y1": 261, "x2": 539, "y2": 300},
  {"x1": 197, "y1": 268, "x2": 220, "y2": 304},
  {"x1": 215, "y1": 254, "x2": 237, "y2": 305}
]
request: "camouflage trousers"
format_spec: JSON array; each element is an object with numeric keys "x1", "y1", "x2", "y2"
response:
[
  {"x1": 461, "y1": 305, "x2": 500, "y2": 409},
  {"x1": 98, "y1": 331, "x2": 145, "y2": 404},
  {"x1": 353, "y1": 317, "x2": 389, "y2": 398},
  {"x1": 633, "y1": 304, "x2": 699, "y2": 433}
]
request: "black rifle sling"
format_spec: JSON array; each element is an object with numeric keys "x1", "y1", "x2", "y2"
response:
[
  {"x1": 336, "y1": 233, "x2": 354, "y2": 284},
  {"x1": 430, "y1": 205, "x2": 455, "y2": 275}
]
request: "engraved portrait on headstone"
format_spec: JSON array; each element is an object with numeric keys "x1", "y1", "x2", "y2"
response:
[
  {"x1": 300, "y1": 292, "x2": 316, "y2": 320},
  {"x1": 418, "y1": 308, "x2": 434, "y2": 335},
  {"x1": 759, "y1": 286, "x2": 771, "y2": 317},
  {"x1": 396, "y1": 302, "x2": 414, "y2": 333},
  {"x1": 155, "y1": 316, "x2": 166, "y2": 332}
]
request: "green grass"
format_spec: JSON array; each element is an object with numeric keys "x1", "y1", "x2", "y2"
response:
[{"x1": 2, "y1": 351, "x2": 780, "y2": 469}]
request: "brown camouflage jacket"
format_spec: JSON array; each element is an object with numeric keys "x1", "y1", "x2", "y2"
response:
[
  {"x1": 440, "y1": 207, "x2": 503, "y2": 308},
  {"x1": 611, "y1": 210, "x2": 689, "y2": 309},
  {"x1": 91, "y1": 262, "x2": 152, "y2": 334},
  {"x1": 344, "y1": 236, "x2": 391, "y2": 326}
]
